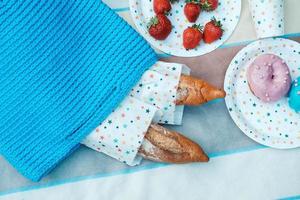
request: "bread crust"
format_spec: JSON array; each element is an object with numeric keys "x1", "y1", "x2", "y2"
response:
[
  {"x1": 138, "y1": 124, "x2": 209, "y2": 163},
  {"x1": 176, "y1": 74, "x2": 226, "y2": 105}
]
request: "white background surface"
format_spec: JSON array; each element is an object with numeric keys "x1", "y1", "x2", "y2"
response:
[
  {"x1": 2, "y1": 148, "x2": 300, "y2": 200},
  {"x1": 1, "y1": 0, "x2": 300, "y2": 199}
]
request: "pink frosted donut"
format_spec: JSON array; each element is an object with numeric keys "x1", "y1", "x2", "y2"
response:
[{"x1": 247, "y1": 54, "x2": 291, "y2": 102}]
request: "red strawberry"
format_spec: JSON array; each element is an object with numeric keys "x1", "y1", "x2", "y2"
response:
[
  {"x1": 184, "y1": 0, "x2": 201, "y2": 23},
  {"x1": 148, "y1": 14, "x2": 172, "y2": 40},
  {"x1": 203, "y1": 17, "x2": 223, "y2": 43},
  {"x1": 183, "y1": 24, "x2": 203, "y2": 49},
  {"x1": 154, "y1": 0, "x2": 171, "y2": 14},
  {"x1": 200, "y1": 0, "x2": 218, "y2": 11}
]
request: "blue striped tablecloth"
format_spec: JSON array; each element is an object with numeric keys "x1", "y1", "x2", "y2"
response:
[{"x1": 1, "y1": 0, "x2": 300, "y2": 199}]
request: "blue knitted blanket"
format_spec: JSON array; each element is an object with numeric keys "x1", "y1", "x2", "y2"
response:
[{"x1": 0, "y1": 0, "x2": 157, "y2": 181}]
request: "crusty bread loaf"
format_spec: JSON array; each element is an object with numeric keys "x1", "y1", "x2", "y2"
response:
[
  {"x1": 138, "y1": 124, "x2": 209, "y2": 163},
  {"x1": 176, "y1": 74, "x2": 226, "y2": 105}
]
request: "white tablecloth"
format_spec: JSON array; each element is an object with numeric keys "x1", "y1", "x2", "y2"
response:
[{"x1": 1, "y1": 0, "x2": 300, "y2": 199}]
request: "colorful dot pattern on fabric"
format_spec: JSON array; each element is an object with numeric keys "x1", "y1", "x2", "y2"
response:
[
  {"x1": 82, "y1": 62, "x2": 189, "y2": 165},
  {"x1": 248, "y1": 0, "x2": 284, "y2": 38},
  {"x1": 129, "y1": 0, "x2": 241, "y2": 57},
  {"x1": 131, "y1": 61, "x2": 187, "y2": 125},
  {"x1": 225, "y1": 38, "x2": 300, "y2": 149},
  {"x1": 82, "y1": 96, "x2": 157, "y2": 166}
]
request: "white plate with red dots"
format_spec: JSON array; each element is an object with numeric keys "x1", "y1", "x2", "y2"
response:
[
  {"x1": 225, "y1": 38, "x2": 300, "y2": 149},
  {"x1": 129, "y1": 0, "x2": 241, "y2": 57}
]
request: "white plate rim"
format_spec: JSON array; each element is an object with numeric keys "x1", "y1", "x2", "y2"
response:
[
  {"x1": 129, "y1": 0, "x2": 242, "y2": 57},
  {"x1": 224, "y1": 37, "x2": 300, "y2": 149}
]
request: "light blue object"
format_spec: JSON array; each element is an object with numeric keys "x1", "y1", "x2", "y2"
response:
[
  {"x1": 288, "y1": 77, "x2": 300, "y2": 113},
  {"x1": 0, "y1": 0, "x2": 157, "y2": 181}
]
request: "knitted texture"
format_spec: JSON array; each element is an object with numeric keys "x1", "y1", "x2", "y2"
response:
[{"x1": 0, "y1": 0, "x2": 157, "y2": 181}]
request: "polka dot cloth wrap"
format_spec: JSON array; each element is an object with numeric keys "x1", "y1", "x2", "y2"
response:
[{"x1": 0, "y1": 0, "x2": 157, "y2": 181}]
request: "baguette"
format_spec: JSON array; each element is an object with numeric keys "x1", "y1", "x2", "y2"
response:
[
  {"x1": 176, "y1": 74, "x2": 226, "y2": 105},
  {"x1": 138, "y1": 124, "x2": 209, "y2": 163}
]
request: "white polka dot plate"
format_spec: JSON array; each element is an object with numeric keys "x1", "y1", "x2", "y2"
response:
[
  {"x1": 225, "y1": 38, "x2": 300, "y2": 149},
  {"x1": 129, "y1": 0, "x2": 241, "y2": 57}
]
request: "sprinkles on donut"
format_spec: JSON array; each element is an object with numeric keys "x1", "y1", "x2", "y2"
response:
[
  {"x1": 288, "y1": 77, "x2": 300, "y2": 113},
  {"x1": 247, "y1": 54, "x2": 291, "y2": 102}
]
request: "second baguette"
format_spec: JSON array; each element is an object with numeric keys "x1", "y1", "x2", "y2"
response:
[{"x1": 138, "y1": 124, "x2": 209, "y2": 163}]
